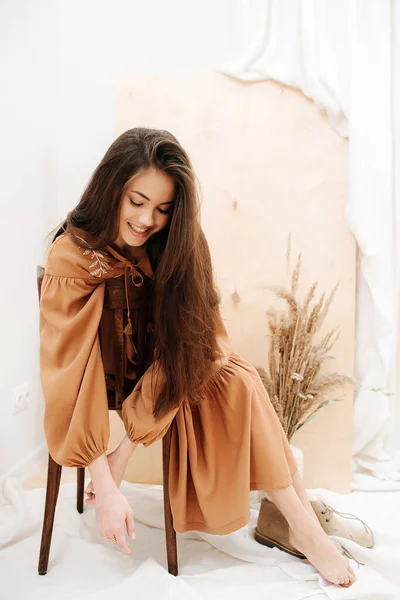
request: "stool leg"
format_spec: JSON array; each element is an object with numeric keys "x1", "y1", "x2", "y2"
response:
[
  {"x1": 162, "y1": 427, "x2": 178, "y2": 576},
  {"x1": 38, "y1": 453, "x2": 62, "y2": 575},
  {"x1": 77, "y1": 467, "x2": 85, "y2": 514}
]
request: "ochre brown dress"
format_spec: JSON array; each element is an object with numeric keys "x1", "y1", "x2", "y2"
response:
[{"x1": 39, "y1": 232, "x2": 298, "y2": 535}]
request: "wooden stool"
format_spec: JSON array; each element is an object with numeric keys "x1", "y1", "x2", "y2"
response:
[{"x1": 36, "y1": 265, "x2": 178, "y2": 576}]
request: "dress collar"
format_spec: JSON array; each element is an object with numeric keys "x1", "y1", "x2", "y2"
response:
[{"x1": 105, "y1": 244, "x2": 154, "y2": 279}]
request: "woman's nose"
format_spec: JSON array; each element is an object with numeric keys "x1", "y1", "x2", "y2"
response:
[{"x1": 138, "y1": 211, "x2": 155, "y2": 227}]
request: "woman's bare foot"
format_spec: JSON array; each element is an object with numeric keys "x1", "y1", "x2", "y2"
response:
[
  {"x1": 289, "y1": 516, "x2": 357, "y2": 587},
  {"x1": 267, "y1": 476, "x2": 357, "y2": 588}
]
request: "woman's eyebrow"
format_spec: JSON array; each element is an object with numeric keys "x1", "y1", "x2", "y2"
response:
[
  {"x1": 131, "y1": 190, "x2": 174, "y2": 205},
  {"x1": 131, "y1": 189, "x2": 150, "y2": 201}
]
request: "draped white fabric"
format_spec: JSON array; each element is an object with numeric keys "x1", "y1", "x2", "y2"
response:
[
  {"x1": 3, "y1": 480, "x2": 400, "y2": 599},
  {"x1": 220, "y1": 0, "x2": 400, "y2": 485}
]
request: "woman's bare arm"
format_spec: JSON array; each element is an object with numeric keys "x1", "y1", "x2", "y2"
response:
[{"x1": 87, "y1": 450, "x2": 136, "y2": 553}]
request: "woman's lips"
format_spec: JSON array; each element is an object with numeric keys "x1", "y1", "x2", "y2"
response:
[{"x1": 128, "y1": 222, "x2": 152, "y2": 238}]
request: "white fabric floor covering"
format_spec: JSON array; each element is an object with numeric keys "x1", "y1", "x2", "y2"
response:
[{"x1": 1, "y1": 477, "x2": 400, "y2": 600}]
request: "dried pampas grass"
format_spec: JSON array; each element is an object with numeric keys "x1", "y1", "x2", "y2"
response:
[{"x1": 256, "y1": 251, "x2": 352, "y2": 440}]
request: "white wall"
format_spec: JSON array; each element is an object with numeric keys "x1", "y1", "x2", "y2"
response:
[
  {"x1": 0, "y1": 0, "x2": 57, "y2": 477},
  {"x1": 55, "y1": 0, "x2": 234, "y2": 220}
]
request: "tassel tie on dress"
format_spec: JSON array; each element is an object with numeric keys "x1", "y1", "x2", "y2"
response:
[{"x1": 122, "y1": 264, "x2": 144, "y2": 363}]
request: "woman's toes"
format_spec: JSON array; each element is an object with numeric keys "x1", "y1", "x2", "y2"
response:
[
  {"x1": 348, "y1": 566, "x2": 357, "y2": 579},
  {"x1": 340, "y1": 571, "x2": 357, "y2": 588}
]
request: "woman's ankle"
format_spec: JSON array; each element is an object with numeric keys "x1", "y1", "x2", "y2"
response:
[{"x1": 267, "y1": 487, "x2": 313, "y2": 531}]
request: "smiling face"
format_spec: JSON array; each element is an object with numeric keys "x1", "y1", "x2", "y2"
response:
[{"x1": 114, "y1": 167, "x2": 175, "y2": 259}]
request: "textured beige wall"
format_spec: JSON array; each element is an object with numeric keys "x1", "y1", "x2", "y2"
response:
[{"x1": 110, "y1": 73, "x2": 355, "y2": 493}]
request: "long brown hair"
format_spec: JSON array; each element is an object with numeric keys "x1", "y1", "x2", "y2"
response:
[{"x1": 47, "y1": 127, "x2": 221, "y2": 418}]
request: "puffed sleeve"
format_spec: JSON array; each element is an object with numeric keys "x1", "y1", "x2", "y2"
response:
[
  {"x1": 121, "y1": 362, "x2": 180, "y2": 446},
  {"x1": 39, "y1": 237, "x2": 110, "y2": 467}
]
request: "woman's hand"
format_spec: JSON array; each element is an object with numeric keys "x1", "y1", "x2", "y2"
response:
[
  {"x1": 87, "y1": 452, "x2": 135, "y2": 551},
  {"x1": 95, "y1": 488, "x2": 135, "y2": 554},
  {"x1": 85, "y1": 437, "x2": 138, "y2": 505}
]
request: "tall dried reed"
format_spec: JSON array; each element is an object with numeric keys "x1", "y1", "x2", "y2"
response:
[{"x1": 256, "y1": 251, "x2": 353, "y2": 440}]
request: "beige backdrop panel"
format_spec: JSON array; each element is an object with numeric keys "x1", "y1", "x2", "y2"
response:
[{"x1": 110, "y1": 73, "x2": 355, "y2": 493}]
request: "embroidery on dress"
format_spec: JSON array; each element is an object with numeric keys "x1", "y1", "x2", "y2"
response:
[{"x1": 82, "y1": 249, "x2": 114, "y2": 277}]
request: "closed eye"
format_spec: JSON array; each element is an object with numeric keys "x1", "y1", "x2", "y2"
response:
[{"x1": 130, "y1": 198, "x2": 172, "y2": 215}]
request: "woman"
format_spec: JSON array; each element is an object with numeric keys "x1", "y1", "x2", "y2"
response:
[{"x1": 40, "y1": 127, "x2": 356, "y2": 587}]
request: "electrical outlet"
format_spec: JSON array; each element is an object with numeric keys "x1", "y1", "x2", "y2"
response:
[{"x1": 12, "y1": 383, "x2": 30, "y2": 415}]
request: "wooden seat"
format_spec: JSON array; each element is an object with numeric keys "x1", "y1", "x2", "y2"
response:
[{"x1": 36, "y1": 265, "x2": 178, "y2": 576}]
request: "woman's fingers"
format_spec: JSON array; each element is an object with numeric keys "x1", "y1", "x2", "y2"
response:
[
  {"x1": 95, "y1": 490, "x2": 136, "y2": 553},
  {"x1": 114, "y1": 529, "x2": 131, "y2": 554},
  {"x1": 84, "y1": 480, "x2": 94, "y2": 496},
  {"x1": 126, "y1": 511, "x2": 136, "y2": 539},
  {"x1": 84, "y1": 482, "x2": 96, "y2": 504}
]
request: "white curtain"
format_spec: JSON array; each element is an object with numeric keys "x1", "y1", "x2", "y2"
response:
[{"x1": 220, "y1": 0, "x2": 400, "y2": 486}]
